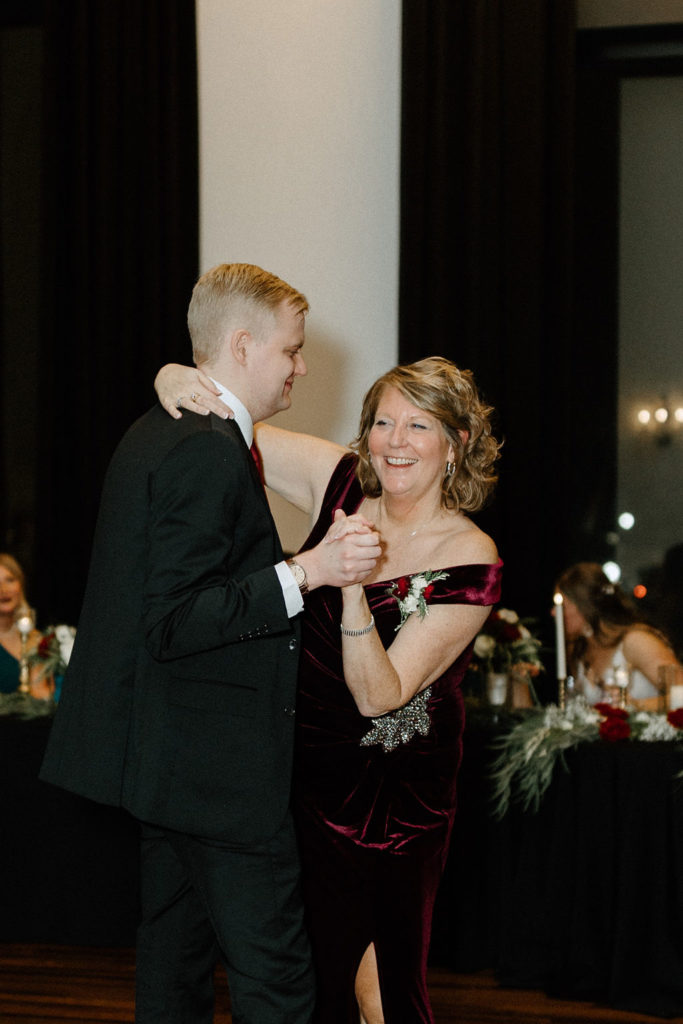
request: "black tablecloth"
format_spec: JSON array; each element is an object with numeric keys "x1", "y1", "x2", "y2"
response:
[
  {"x1": 0, "y1": 716, "x2": 139, "y2": 946},
  {"x1": 431, "y1": 718, "x2": 683, "y2": 1019}
]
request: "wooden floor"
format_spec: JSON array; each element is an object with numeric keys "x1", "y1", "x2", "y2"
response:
[{"x1": 0, "y1": 944, "x2": 680, "y2": 1024}]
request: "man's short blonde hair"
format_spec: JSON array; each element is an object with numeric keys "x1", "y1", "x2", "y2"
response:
[{"x1": 187, "y1": 263, "x2": 309, "y2": 365}]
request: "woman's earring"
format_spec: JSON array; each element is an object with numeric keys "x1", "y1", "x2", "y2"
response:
[{"x1": 445, "y1": 461, "x2": 455, "y2": 477}]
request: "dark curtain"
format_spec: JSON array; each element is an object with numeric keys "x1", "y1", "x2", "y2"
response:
[
  {"x1": 36, "y1": 1, "x2": 199, "y2": 622},
  {"x1": 399, "y1": 0, "x2": 617, "y2": 618}
]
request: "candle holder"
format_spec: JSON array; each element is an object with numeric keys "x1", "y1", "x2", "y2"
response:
[
  {"x1": 557, "y1": 676, "x2": 567, "y2": 711},
  {"x1": 15, "y1": 607, "x2": 35, "y2": 695}
]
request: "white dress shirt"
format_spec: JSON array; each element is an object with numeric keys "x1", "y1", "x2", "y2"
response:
[{"x1": 210, "y1": 378, "x2": 304, "y2": 619}]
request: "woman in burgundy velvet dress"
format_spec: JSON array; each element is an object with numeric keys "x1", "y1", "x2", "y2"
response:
[{"x1": 157, "y1": 356, "x2": 502, "y2": 1023}]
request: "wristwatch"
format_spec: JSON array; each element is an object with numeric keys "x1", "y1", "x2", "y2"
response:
[{"x1": 287, "y1": 559, "x2": 309, "y2": 596}]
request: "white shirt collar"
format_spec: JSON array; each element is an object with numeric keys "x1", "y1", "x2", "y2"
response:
[{"x1": 209, "y1": 378, "x2": 253, "y2": 448}]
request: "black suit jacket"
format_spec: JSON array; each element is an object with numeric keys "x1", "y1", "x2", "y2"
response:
[{"x1": 41, "y1": 406, "x2": 300, "y2": 845}]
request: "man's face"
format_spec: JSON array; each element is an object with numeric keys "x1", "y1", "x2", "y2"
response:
[{"x1": 248, "y1": 301, "x2": 307, "y2": 420}]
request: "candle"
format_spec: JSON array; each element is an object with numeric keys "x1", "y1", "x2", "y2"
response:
[
  {"x1": 553, "y1": 592, "x2": 566, "y2": 680},
  {"x1": 669, "y1": 685, "x2": 683, "y2": 711},
  {"x1": 16, "y1": 614, "x2": 34, "y2": 638},
  {"x1": 614, "y1": 666, "x2": 630, "y2": 689}
]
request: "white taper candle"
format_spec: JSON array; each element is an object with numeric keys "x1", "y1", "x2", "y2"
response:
[{"x1": 553, "y1": 591, "x2": 567, "y2": 680}]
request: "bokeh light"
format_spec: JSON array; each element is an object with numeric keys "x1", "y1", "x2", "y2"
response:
[{"x1": 602, "y1": 561, "x2": 621, "y2": 583}]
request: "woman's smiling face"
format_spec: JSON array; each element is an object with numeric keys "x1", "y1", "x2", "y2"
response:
[
  {"x1": 368, "y1": 386, "x2": 454, "y2": 500},
  {"x1": 0, "y1": 564, "x2": 23, "y2": 619}
]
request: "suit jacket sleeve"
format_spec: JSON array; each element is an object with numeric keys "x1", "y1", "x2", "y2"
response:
[{"x1": 143, "y1": 429, "x2": 291, "y2": 660}]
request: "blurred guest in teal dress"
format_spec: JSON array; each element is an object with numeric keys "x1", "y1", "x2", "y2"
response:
[{"x1": 0, "y1": 553, "x2": 53, "y2": 698}]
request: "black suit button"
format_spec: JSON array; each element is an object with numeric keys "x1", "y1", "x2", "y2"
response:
[
  {"x1": 283, "y1": 707, "x2": 296, "y2": 717},
  {"x1": 288, "y1": 637, "x2": 298, "y2": 651}
]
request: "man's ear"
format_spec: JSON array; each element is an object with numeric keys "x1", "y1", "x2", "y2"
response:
[{"x1": 230, "y1": 329, "x2": 251, "y2": 365}]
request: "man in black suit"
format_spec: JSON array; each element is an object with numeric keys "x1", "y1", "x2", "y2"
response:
[{"x1": 40, "y1": 263, "x2": 381, "y2": 1023}]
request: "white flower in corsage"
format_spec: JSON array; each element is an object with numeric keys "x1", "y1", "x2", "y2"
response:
[{"x1": 386, "y1": 570, "x2": 449, "y2": 631}]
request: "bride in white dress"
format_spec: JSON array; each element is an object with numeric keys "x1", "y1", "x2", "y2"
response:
[{"x1": 556, "y1": 562, "x2": 680, "y2": 705}]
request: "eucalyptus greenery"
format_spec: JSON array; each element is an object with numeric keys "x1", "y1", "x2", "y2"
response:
[
  {"x1": 489, "y1": 698, "x2": 683, "y2": 819},
  {"x1": 0, "y1": 692, "x2": 56, "y2": 719}
]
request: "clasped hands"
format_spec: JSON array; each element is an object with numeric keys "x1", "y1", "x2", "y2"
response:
[{"x1": 299, "y1": 509, "x2": 382, "y2": 592}]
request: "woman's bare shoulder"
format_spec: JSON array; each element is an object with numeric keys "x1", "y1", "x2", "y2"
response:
[
  {"x1": 622, "y1": 624, "x2": 673, "y2": 658},
  {"x1": 442, "y1": 515, "x2": 499, "y2": 567}
]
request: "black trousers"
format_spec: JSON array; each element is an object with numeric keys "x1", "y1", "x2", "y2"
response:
[{"x1": 135, "y1": 813, "x2": 314, "y2": 1024}]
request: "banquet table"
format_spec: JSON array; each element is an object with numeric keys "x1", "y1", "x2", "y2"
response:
[{"x1": 431, "y1": 713, "x2": 683, "y2": 1019}]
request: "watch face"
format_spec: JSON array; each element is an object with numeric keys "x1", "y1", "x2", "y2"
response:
[{"x1": 290, "y1": 561, "x2": 306, "y2": 588}]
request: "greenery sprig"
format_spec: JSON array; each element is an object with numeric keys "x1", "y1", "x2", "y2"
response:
[{"x1": 489, "y1": 698, "x2": 683, "y2": 819}]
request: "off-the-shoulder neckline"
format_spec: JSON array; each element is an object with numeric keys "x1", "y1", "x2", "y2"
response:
[{"x1": 362, "y1": 557, "x2": 503, "y2": 590}]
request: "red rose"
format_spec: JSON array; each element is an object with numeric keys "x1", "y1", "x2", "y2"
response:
[
  {"x1": 395, "y1": 577, "x2": 410, "y2": 599},
  {"x1": 594, "y1": 703, "x2": 628, "y2": 719},
  {"x1": 38, "y1": 634, "x2": 54, "y2": 658},
  {"x1": 422, "y1": 584, "x2": 434, "y2": 602},
  {"x1": 599, "y1": 717, "x2": 631, "y2": 742},
  {"x1": 667, "y1": 708, "x2": 683, "y2": 729},
  {"x1": 501, "y1": 623, "x2": 522, "y2": 642}
]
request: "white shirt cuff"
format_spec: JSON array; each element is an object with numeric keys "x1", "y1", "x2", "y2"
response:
[{"x1": 275, "y1": 560, "x2": 304, "y2": 618}]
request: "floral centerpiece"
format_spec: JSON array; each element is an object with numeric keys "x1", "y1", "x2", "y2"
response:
[
  {"x1": 472, "y1": 607, "x2": 544, "y2": 676},
  {"x1": 28, "y1": 624, "x2": 76, "y2": 680},
  {"x1": 490, "y1": 698, "x2": 683, "y2": 818},
  {"x1": 0, "y1": 623, "x2": 75, "y2": 720}
]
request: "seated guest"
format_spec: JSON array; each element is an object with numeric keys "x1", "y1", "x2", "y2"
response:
[
  {"x1": 556, "y1": 562, "x2": 680, "y2": 704},
  {"x1": 0, "y1": 553, "x2": 52, "y2": 698}
]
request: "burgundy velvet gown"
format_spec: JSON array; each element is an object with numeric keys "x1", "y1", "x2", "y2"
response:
[{"x1": 294, "y1": 455, "x2": 502, "y2": 1022}]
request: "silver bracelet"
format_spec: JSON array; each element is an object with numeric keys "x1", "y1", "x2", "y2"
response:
[{"x1": 340, "y1": 615, "x2": 375, "y2": 637}]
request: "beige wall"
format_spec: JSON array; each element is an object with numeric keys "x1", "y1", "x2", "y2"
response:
[{"x1": 196, "y1": 1, "x2": 401, "y2": 550}]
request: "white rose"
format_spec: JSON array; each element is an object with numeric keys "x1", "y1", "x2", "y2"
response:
[
  {"x1": 402, "y1": 594, "x2": 420, "y2": 615},
  {"x1": 497, "y1": 608, "x2": 519, "y2": 623},
  {"x1": 55, "y1": 624, "x2": 76, "y2": 665},
  {"x1": 474, "y1": 634, "x2": 496, "y2": 658}
]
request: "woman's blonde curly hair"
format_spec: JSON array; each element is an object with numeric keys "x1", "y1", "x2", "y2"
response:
[{"x1": 350, "y1": 357, "x2": 501, "y2": 513}]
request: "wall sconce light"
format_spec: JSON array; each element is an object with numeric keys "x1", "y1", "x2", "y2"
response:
[{"x1": 636, "y1": 397, "x2": 683, "y2": 445}]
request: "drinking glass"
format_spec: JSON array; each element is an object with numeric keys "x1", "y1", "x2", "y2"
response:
[{"x1": 659, "y1": 664, "x2": 683, "y2": 711}]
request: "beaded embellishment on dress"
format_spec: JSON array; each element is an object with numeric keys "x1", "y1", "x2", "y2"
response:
[{"x1": 359, "y1": 686, "x2": 432, "y2": 753}]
